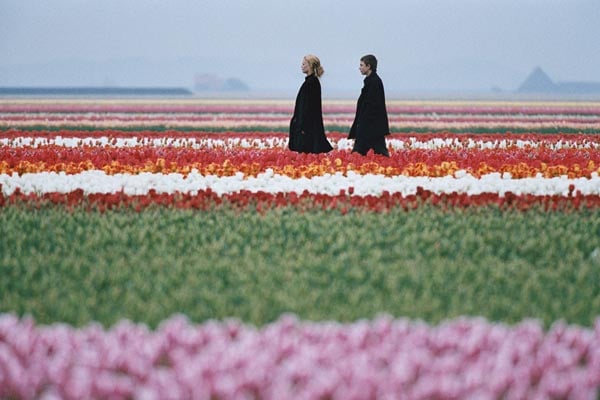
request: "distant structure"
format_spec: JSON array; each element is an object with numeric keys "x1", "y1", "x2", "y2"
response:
[
  {"x1": 194, "y1": 74, "x2": 249, "y2": 92},
  {"x1": 518, "y1": 67, "x2": 600, "y2": 95},
  {"x1": 0, "y1": 87, "x2": 193, "y2": 96}
]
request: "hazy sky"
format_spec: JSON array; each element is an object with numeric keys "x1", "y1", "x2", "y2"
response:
[{"x1": 1, "y1": 0, "x2": 599, "y2": 96}]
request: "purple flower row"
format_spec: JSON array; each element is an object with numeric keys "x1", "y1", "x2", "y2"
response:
[{"x1": 1, "y1": 314, "x2": 599, "y2": 399}]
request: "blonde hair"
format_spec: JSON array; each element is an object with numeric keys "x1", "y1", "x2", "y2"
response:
[{"x1": 304, "y1": 54, "x2": 324, "y2": 78}]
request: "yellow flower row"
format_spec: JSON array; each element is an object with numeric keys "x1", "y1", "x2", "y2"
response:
[{"x1": 2, "y1": 159, "x2": 597, "y2": 179}]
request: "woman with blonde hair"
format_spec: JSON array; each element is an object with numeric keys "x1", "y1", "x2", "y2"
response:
[{"x1": 289, "y1": 54, "x2": 333, "y2": 153}]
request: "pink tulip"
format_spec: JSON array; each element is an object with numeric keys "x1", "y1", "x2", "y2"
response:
[{"x1": 3, "y1": 314, "x2": 600, "y2": 399}]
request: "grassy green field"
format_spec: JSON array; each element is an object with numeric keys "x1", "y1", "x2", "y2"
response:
[{"x1": 2, "y1": 205, "x2": 599, "y2": 329}]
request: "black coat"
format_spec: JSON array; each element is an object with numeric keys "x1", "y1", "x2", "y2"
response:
[
  {"x1": 348, "y1": 72, "x2": 390, "y2": 141},
  {"x1": 289, "y1": 74, "x2": 333, "y2": 153}
]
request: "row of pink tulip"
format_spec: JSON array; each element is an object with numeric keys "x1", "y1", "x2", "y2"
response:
[
  {"x1": 3, "y1": 113, "x2": 600, "y2": 123},
  {"x1": 1, "y1": 313, "x2": 599, "y2": 399},
  {"x1": 3, "y1": 119, "x2": 598, "y2": 130}
]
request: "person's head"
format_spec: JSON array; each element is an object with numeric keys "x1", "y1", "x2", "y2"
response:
[
  {"x1": 359, "y1": 54, "x2": 378, "y2": 75},
  {"x1": 302, "y1": 54, "x2": 324, "y2": 77}
]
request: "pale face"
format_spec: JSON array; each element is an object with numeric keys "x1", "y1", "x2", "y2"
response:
[
  {"x1": 301, "y1": 59, "x2": 311, "y2": 75},
  {"x1": 359, "y1": 61, "x2": 371, "y2": 76}
]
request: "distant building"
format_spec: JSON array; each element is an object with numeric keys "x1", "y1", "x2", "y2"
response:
[
  {"x1": 222, "y1": 78, "x2": 250, "y2": 92},
  {"x1": 0, "y1": 87, "x2": 192, "y2": 96},
  {"x1": 518, "y1": 67, "x2": 600, "y2": 94},
  {"x1": 194, "y1": 74, "x2": 249, "y2": 92}
]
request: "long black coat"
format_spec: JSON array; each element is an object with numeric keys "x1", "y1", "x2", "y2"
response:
[
  {"x1": 348, "y1": 72, "x2": 390, "y2": 142},
  {"x1": 289, "y1": 74, "x2": 333, "y2": 153}
]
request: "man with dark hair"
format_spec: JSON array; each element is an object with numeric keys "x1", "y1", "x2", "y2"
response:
[{"x1": 348, "y1": 54, "x2": 390, "y2": 156}]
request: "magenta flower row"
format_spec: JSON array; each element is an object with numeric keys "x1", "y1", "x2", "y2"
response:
[{"x1": 1, "y1": 314, "x2": 599, "y2": 399}]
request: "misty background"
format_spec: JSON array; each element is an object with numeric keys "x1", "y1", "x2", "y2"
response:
[{"x1": 1, "y1": 0, "x2": 599, "y2": 97}]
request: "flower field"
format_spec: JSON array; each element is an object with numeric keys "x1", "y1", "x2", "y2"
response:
[{"x1": 1, "y1": 98, "x2": 600, "y2": 398}]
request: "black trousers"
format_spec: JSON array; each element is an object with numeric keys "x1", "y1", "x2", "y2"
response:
[{"x1": 352, "y1": 135, "x2": 389, "y2": 157}]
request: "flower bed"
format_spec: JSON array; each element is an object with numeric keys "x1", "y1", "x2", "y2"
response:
[
  {"x1": 1, "y1": 98, "x2": 600, "y2": 399},
  {"x1": 2, "y1": 131, "x2": 599, "y2": 212},
  {"x1": 2, "y1": 99, "x2": 600, "y2": 133},
  {"x1": 1, "y1": 314, "x2": 599, "y2": 399}
]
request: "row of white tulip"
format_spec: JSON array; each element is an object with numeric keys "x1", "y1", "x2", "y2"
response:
[
  {"x1": 2, "y1": 136, "x2": 599, "y2": 150},
  {"x1": 2, "y1": 170, "x2": 598, "y2": 197}
]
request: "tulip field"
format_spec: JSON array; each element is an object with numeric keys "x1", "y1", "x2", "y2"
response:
[{"x1": 1, "y1": 98, "x2": 600, "y2": 398}]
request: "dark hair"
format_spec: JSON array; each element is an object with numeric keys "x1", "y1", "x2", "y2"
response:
[{"x1": 361, "y1": 54, "x2": 378, "y2": 73}]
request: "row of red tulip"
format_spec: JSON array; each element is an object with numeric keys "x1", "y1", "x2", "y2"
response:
[
  {"x1": 2, "y1": 144, "x2": 598, "y2": 178},
  {"x1": 3, "y1": 130, "x2": 600, "y2": 145},
  {"x1": 2, "y1": 186, "x2": 597, "y2": 212}
]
